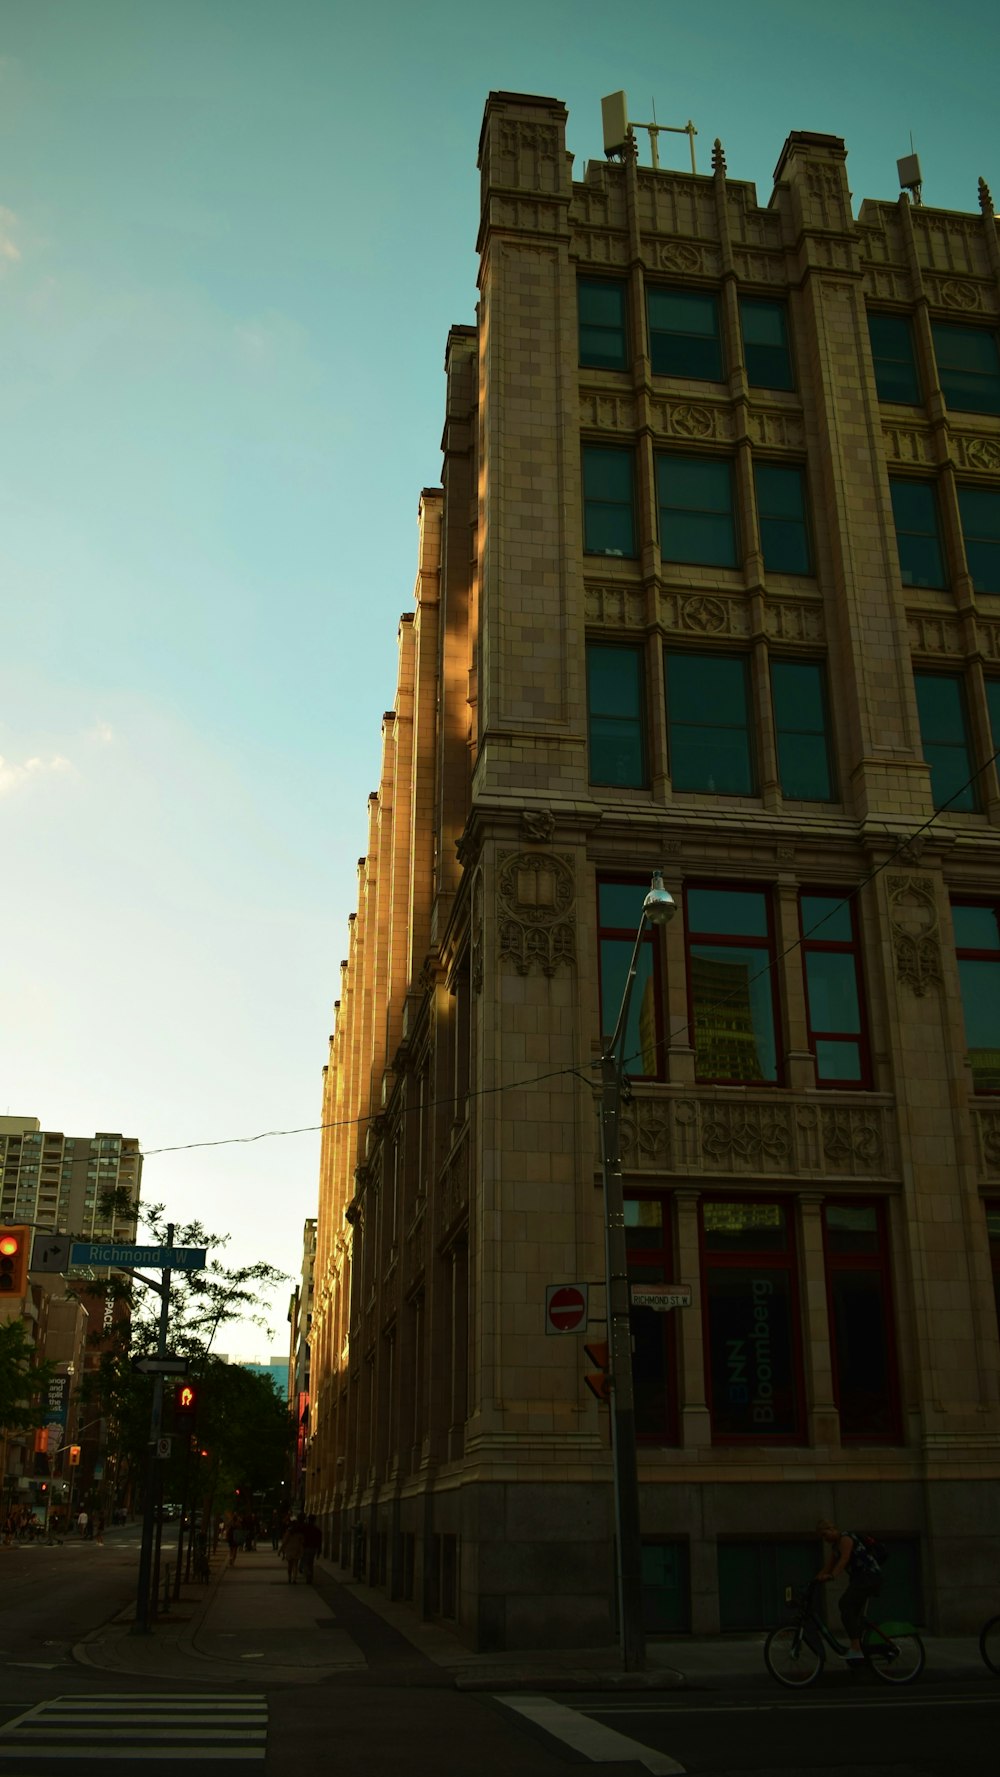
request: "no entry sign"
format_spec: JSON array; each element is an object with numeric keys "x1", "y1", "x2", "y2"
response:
[{"x1": 545, "y1": 1283, "x2": 589, "y2": 1335}]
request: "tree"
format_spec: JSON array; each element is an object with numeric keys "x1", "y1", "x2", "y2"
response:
[{"x1": 0, "y1": 1318, "x2": 56, "y2": 1435}]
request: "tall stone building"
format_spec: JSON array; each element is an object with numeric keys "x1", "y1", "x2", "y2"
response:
[{"x1": 309, "y1": 92, "x2": 1000, "y2": 1646}]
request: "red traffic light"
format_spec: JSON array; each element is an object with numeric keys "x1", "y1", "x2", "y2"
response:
[
  {"x1": 583, "y1": 1339, "x2": 612, "y2": 1405},
  {"x1": 173, "y1": 1380, "x2": 198, "y2": 1425},
  {"x1": 0, "y1": 1226, "x2": 29, "y2": 1295}
]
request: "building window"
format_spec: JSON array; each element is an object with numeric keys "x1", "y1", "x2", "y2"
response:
[
  {"x1": 598, "y1": 879, "x2": 664, "y2": 1078},
  {"x1": 665, "y1": 651, "x2": 754, "y2": 795},
  {"x1": 823, "y1": 1202, "x2": 900, "y2": 1442},
  {"x1": 739, "y1": 298, "x2": 794, "y2": 391},
  {"x1": 578, "y1": 278, "x2": 629, "y2": 370},
  {"x1": 771, "y1": 660, "x2": 834, "y2": 801},
  {"x1": 987, "y1": 679, "x2": 1000, "y2": 769},
  {"x1": 754, "y1": 463, "x2": 812, "y2": 574},
  {"x1": 914, "y1": 673, "x2": 977, "y2": 811},
  {"x1": 625, "y1": 1195, "x2": 678, "y2": 1443},
  {"x1": 657, "y1": 455, "x2": 737, "y2": 568},
  {"x1": 647, "y1": 287, "x2": 723, "y2": 380},
  {"x1": 868, "y1": 313, "x2": 921, "y2": 405},
  {"x1": 889, "y1": 480, "x2": 945, "y2": 588},
  {"x1": 587, "y1": 644, "x2": 646, "y2": 787},
  {"x1": 986, "y1": 1202, "x2": 1000, "y2": 1334},
  {"x1": 700, "y1": 1200, "x2": 803, "y2": 1441},
  {"x1": 957, "y1": 487, "x2": 1000, "y2": 595},
  {"x1": 685, "y1": 885, "x2": 779, "y2": 1083},
  {"x1": 931, "y1": 322, "x2": 1000, "y2": 416},
  {"x1": 800, "y1": 894, "x2": 867, "y2": 1085},
  {"x1": 583, "y1": 447, "x2": 636, "y2": 557},
  {"x1": 952, "y1": 902, "x2": 1000, "y2": 1091}
]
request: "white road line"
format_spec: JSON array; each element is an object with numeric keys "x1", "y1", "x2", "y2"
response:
[
  {"x1": 0, "y1": 1693, "x2": 268, "y2": 1763},
  {"x1": 576, "y1": 1697, "x2": 999, "y2": 1715},
  {"x1": 500, "y1": 1694, "x2": 686, "y2": 1774}
]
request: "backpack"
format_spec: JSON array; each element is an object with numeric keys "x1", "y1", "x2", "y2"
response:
[{"x1": 850, "y1": 1531, "x2": 888, "y2": 1572}]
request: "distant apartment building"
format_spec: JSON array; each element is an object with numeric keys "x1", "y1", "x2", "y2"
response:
[
  {"x1": 309, "y1": 93, "x2": 1000, "y2": 1649},
  {"x1": 288, "y1": 1218, "x2": 316, "y2": 1504}
]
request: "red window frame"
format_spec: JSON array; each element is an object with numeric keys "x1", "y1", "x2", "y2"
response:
[
  {"x1": 822, "y1": 1199, "x2": 902, "y2": 1445},
  {"x1": 625, "y1": 1190, "x2": 679, "y2": 1446},
  {"x1": 799, "y1": 891, "x2": 871, "y2": 1089},
  {"x1": 684, "y1": 883, "x2": 782, "y2": 1086},
  {"x1": 699, "y1": 1196, "x2": 805, "y2": 1445},
  {"x1": 952, "y1": 899, "x2": 1000, "y2": 1094},
  {"x1": 597, "y1": 877, "x2": 666, "y2": 1081}
]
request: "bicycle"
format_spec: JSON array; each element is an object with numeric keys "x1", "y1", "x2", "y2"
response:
[
  {"x1": 980, "y1": 1614, "x2": 1000, "y2": 1675},
  {"x1": 764, "y1": 1580, "x2": 925, "y2": 1687}
]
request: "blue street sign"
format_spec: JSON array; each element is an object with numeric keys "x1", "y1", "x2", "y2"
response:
[{"x1": 69, "y1": 1243, "x2": 207, "y2": 1271}]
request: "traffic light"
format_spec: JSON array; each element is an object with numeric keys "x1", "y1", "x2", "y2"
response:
[
  {"x1": 0, "y1": 1227, "x2": 29, "y2": 1296},
  {"x1": 68, "y1": 1445, "x2": 81, "y2": 1466},
  {"x1": 583, "y1": 1339, "x2": 612, "y2": 1404},
  {"x1": 173, "y1": 1381, "x2": 198, "y2": 1429}
]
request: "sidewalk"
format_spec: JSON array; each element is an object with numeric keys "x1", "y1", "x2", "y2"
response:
[{"x1": 73, "y1": 1545, "x2": 990, "y2": 1692}]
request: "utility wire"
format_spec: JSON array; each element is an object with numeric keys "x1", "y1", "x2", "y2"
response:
[{"x1": 142, "y1": 742, "x2": 1000, "y2": 1161}]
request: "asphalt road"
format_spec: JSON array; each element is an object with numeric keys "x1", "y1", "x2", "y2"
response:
[{"x1": 0, "y1": 1531, "x2": 998, "y2": 1776}]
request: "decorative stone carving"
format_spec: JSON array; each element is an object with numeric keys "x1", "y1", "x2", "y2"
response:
[
  {"x1": 712, "y1": 139, "x2": 726, "y2": 177},
  {"x1": 660, "y1": 589, "x2": 750, "y2": 637},
  {"x1": 887, "y1": 875, "x2": 942, "y2": 996},
  {"x1": 496, "y1": 120, "x2": 561, "y2": 194},
  {"x1": 941, "y1": 277, "x2": 982, "y2": 311},
  {"x1": 585, "y1": 583, "x2": 645, "y2": 628},
  {"x1": 820, "y1": 1108, "x2": 884, "y2": 1169},
  {"x1": 579, "y1": 391, "x2": 636, "y2": 430},
  {"x1": 470, "y1": 869, "x2": 484, "y2": 996},
  {"x1": 521, "y1": 808, "x2": 555, "y2": 843},
  {"x1": 572, "y1": 228, "x2": 630, "y2": 267},
  {"x1": 907, "y1": 612, "x2": 962, "y2": 656},
  {"x1": 660, "y1": 240, "x2": 704, "y2": 274},
  {"x1": 973, "y1": 1108, "x2": 1000, "y2": 1176},
  {"x1": 620, "y1": 1102, "x2": 670, "y2": 1163},
  {"x1": 807, "y1": 166, "x2": 843, "y2": 204},
  {"x1": 977, "y1": 621, "x2": 1000, "y2": 660},
  {"x1": 497, "y1": 850, "x2": 575, "y2": 976},
  {"x1": 747, "y1": 409, "x2": 806, "y2": 451},
  {"x1": 980, "y1": 177, "x2": 995, "y2": 218},
  {"x1": 960, "y1": 435, "x2": 1000, "y2": 471},
  {"x1": 883, "y1": 425, "x2": 933, "y2": 465},
  {"x1": 671, "y1": 404, "x2": 715, "y2": 439},
  {"x1": 614, "y1": 1093, "x2": 895, "y2": 1179},
  {"x1": 764, "y1": 600, "x2": 825, "y2": 644},
  {"x1": 701, "y1": 1106, "x2": 792, "y2": 1166},
  {"x1": 652, "y1": 399, "x2": 733, "y2": 441}
]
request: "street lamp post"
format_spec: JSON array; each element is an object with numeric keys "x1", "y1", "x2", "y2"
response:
[{"x1": 598, "y1": 868, "x2": 676, "y2": 1672}]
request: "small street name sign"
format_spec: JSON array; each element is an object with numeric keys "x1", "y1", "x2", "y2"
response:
[
  {"x1": 131, "y1": 1355, "x2": 190, "y2": 1376},
  {"x1": 69, "y1": 1243, "x2": 207, "y2": 1271},
  {"x1": 630, "y1": 1283, "x2": 693, "y2": 1312}
]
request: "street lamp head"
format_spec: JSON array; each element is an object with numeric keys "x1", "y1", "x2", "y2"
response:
[{"x1": 643, "y1": 870, "x2": 676, "y2": 927}]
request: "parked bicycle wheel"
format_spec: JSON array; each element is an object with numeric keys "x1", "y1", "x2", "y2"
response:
[
  {"x1": 861, "y1": 1626, "x2": 925, "y2": 1684},
  {"x1": 764, "y1": 1624, "x2": 825, "y2": 1687},
  {"x1": 980, "y1": 1615, "x2": 1000, "y2": 1675}
]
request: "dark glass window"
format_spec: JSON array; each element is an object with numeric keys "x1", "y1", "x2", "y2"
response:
[
  {"x1": 598, "y1": 880, "x2": 663, "y2": 1079},
  {"x1": 868, "y1": 313, "x2": 921, "y2": 405},
  {"x1": 701, "y1": 1200, "x2": 803, "y2": 1441},
  {"x1": 665, "y1": 652, "x2": 754, "y2": 795},
  {"x1": 685, "y1": 886, "x2": 779, "y2": 1083},
  {"x1": 625, "y1": 1195, "x2": 679, "y2": 1444},
  {"x1": 914, "y1": 673, "x2": 977, "y2": 811},
  {"x1": 889, "y1": 480, "x2": 945, "y2": 589},
  {"x1": 587, "y1": 645, "x2": 646, "y2": 788},
  {"x1": 952, "y1": 902, "x2": 1000, "y2": 1091},
  {"x1": 579, "y1": 279, "x2": 628, "y2": 370},
  {"x1": 657, "y1": 455, "x2": 737, "y2": 568},
  {"x1": 932, "y1": 323, "x2": 1000, "y2": 416},
  {"x1": 987, "y1": 679, "x2": 1000, "y2": 773},
  {"x1": 958, "y1": 487, "x2": 1000, "y2": 595},
  {"x1": 823, "y1": 1202, "x2": 900, "y2": 1443},
  {"x1": 647, "y1": 288, "x2": 723, "y2": 380},
  {"x1": 589, "y1": 639, "x2": 646, "y2": 785},
  {"x1": 986, "y1": 1202, "x2": 1000, "y2": 1334},
  {"x1": 800, "y1": 893, "x2": 867, "y2": 1085},
  {"x1": 771, "y1": 660, "x2": 834, "y2": 801},
  {"x1": 739, "y1": 298, "x2": 794, "y2": 390},
  {"x1": 754, "y1": 463, "x2": 812, "y2": 574},
  {"x1": 583, "y1": 447, "x2": 636, "y2": 557}
]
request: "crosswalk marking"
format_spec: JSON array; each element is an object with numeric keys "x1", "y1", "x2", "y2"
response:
[{"x1": 0, "y1": 1693, "x2": 267, "y2": 1762}]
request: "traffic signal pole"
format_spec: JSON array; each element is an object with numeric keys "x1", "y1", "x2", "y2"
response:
[{"x1": 131, "y1": 1227, "x2": 173, "y2": 1636}]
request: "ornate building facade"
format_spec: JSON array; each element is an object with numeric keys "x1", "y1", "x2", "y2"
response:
[{"x1": 308, "y1": 92, "x2": 1000, "y2": 1646}]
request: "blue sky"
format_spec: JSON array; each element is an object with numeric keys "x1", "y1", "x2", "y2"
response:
[{"x1": 0, "y1": 0, "x2": 994, "y2": 1353}]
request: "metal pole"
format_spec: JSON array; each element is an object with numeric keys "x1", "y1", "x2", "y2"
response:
[{"x1": 132, "y1": 1225, "x2": 172, "y2": 1635}]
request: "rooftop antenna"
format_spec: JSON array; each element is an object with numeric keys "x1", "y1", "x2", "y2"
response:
[
  {"x1": 897, "y1": 131, "x2": 923, "y2": 206},
  {"x1": 602, "y1": 90, "x2": 697, "y2": 174}
]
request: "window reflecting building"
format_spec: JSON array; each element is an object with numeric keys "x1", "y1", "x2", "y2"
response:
[{"x1": 309, "y1": 94, "x2": 1000, "y2": 1645}]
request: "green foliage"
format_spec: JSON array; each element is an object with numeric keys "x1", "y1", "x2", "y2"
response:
[{"x1": 0, "y1": 1317, "x2": 58, "y2": 1433}]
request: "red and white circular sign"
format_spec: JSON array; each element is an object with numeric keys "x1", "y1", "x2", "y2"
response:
[{"x1": 545, "y1": 1283, "x2": 588, "y2": 1334}]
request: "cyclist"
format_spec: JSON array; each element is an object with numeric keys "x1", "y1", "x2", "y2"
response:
[{"x1": 816, "y1": 1518, "x2": 881, "y2": 1664}]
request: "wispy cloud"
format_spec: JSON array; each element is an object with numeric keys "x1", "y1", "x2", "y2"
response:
[
  {"x1": 0, "y1": 206, "x2": 22, "y2": 269},
  {"x1": 87, "y1": 720, "x2": 115, "y2": 745},
  {"x1": 0, "y1": 753, "x2": 73, "y2": 797}
]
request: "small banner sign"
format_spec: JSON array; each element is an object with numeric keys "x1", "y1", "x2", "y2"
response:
[{"x1": 629, "y1": 1283, "x2": 692, "y2": 1312}]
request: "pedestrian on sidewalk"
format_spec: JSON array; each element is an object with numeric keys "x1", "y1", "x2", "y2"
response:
[
  {"x1": 301, "y1": 1514, "x2": 322, "y2": 1584},
  {"x1": 226, "y1": 1516, "x2": 245, "y2": 1567},
  {"x1": 76, "y1": 1508, "x2": 88, "y2": 1538},
  {"x1": 279, "y1": 1515, "x2": 306, "y2": 1584}
]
